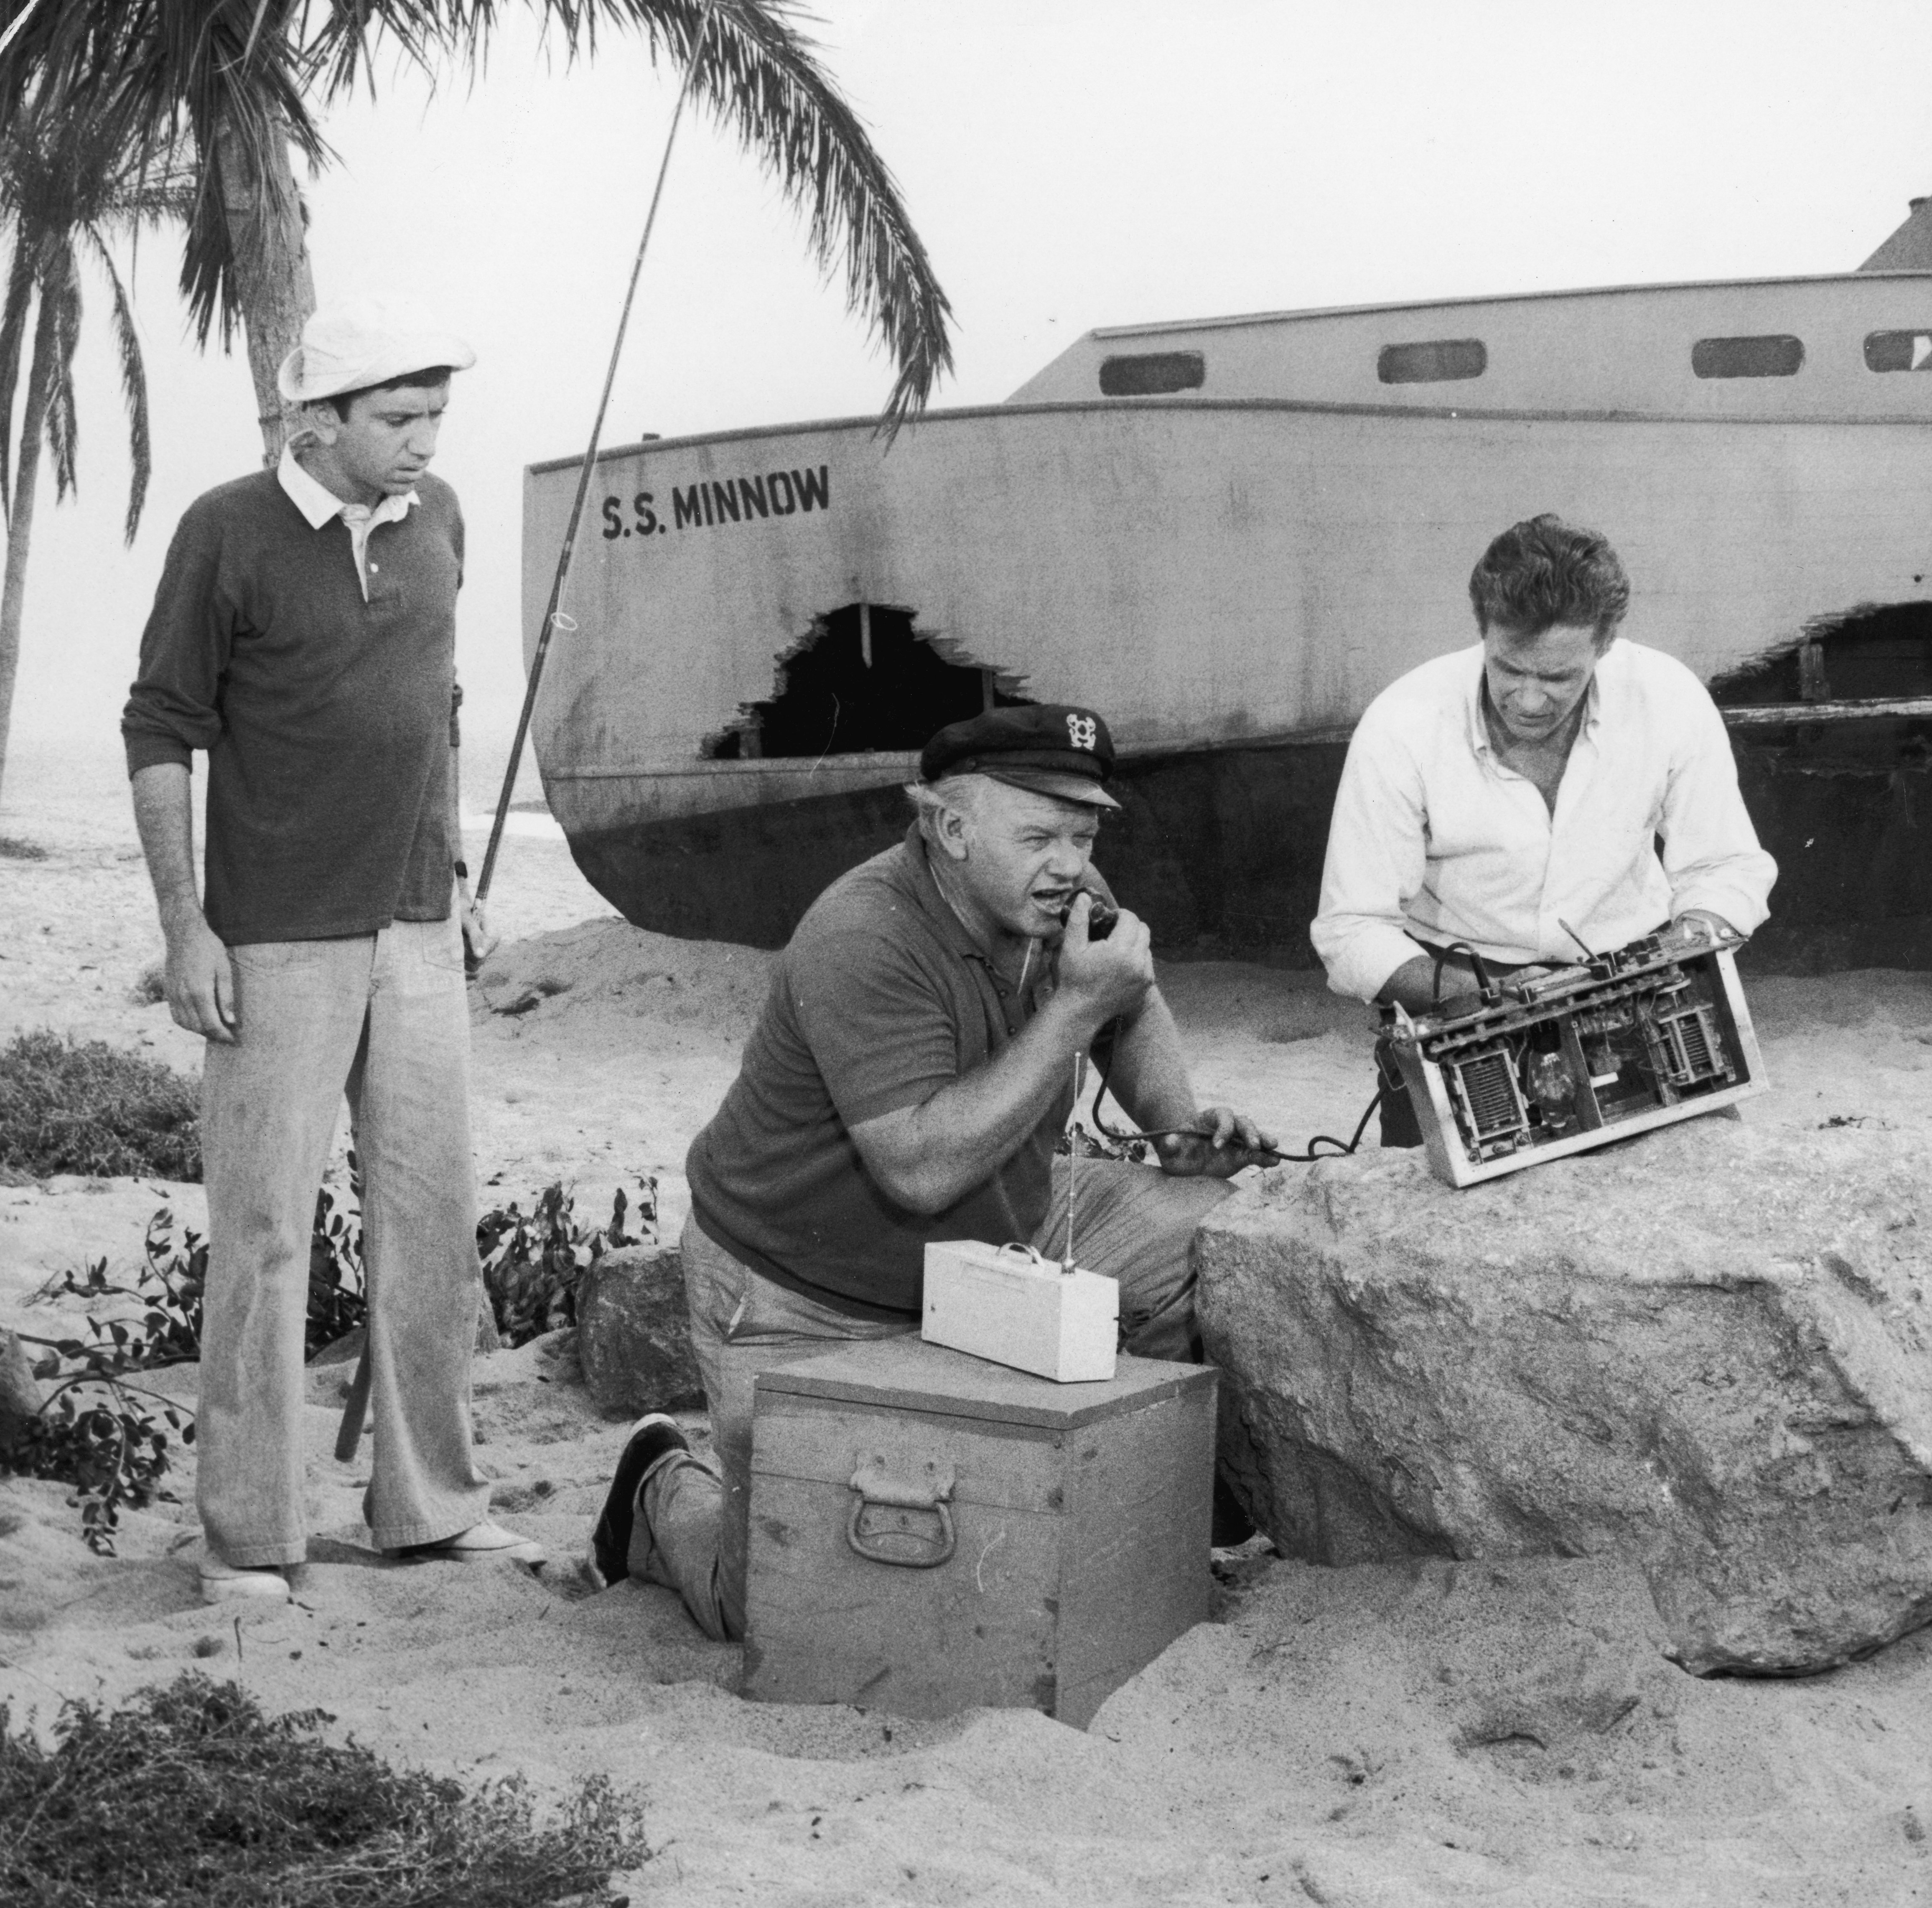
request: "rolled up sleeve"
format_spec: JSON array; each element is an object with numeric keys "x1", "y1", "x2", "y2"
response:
[
  {"x1": 1659, "y1": 692, "x2": 1777, "y2": 935},
  {"x1": 1312, "y1": 711, "x2": 1432, "y2": 1000},
  {"x1": 121, "y1": 510, "x2": 232, "y2": 776}
]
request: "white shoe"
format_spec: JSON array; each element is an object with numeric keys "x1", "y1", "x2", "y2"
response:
[
  {"x1": 386, "y1": 1519, "x2": 546, "y2": 1566},
  {"x1": 197, "y1": 1547, "x2": 293, "y2": 1604}
]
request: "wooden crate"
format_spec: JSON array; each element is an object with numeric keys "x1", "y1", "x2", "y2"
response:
[{"x1": 742, "y1": 1337, "x2": 1215, "y2": 1729}]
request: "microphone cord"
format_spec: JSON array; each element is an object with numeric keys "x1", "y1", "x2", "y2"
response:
[{"x1": 1083, "y1": 1019, "x2": 1383, "y2": 1165}]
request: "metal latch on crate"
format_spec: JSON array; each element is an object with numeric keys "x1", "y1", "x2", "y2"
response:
[{"x1": 845, "y1": 1454, "x2": 957, "y2": 1568}]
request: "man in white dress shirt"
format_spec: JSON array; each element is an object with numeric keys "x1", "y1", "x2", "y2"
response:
[{"x1": 1311, "y1": 513, "x2": 1777, "y2": 1146}]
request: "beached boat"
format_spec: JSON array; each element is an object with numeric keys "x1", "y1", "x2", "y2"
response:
[{"x1": 521, "y1": 199, "x2": 1932, "y2": 967}]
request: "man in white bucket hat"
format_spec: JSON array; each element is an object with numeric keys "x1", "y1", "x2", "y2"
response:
[{"x1": 123, "y1": 297, "x2": 538, "y2": 1601}]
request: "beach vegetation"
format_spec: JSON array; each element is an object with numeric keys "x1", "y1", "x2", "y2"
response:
[
  {"x1": 4, "y1": 1193, "x2": 360, "y2": 1552},
  {"x1": 479, "y1": 1178, "x2": 657, "y2": 1347},
  {"x1": 0, "y1": 1030, "x2": 201, "y2": 1181},
  {"x1": 292, "y1": 1165, "x2": 659, "y2": 1350},
  {"x1": 0, "y1": 89, "x2": 193, "y2": 807},
  {"x1": 0, "y1": 1672, "x2": 647, "y2": 1907},
  {"x1": 0, "y1": 3, "x2": 954, "y2": 467},
  {"x1": 1, "y1": 1169, "x2": 651, "y2": 1550},
  {"x1": 5, "y1": 1220, "x2": 205, "y2": 1552}
]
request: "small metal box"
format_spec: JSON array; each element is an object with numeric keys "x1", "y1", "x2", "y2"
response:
[
  {"x1": 921, "y1": 1239, "x2": 1119, "y2": 1382},
  {"x1": 742, "y1": 1337, "x2": 1215, "y2": 1728}
]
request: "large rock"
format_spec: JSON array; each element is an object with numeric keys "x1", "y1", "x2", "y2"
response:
[
  {"x1": 1196, "y1": 1118, "x2": 1932, "y2": 1675},
  {"x1": 575, "y1": 1244, "x2": 704, "y2": 1416}
]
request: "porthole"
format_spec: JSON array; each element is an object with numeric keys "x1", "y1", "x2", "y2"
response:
[
  {"x1": 1691, "y1": 335, "x2": 1804, "y2": 379},
  {"x1": 1864, "y1": 330, "x2": 1932, "y2": 372},
  {"x1": 1098, "y1": 351, "x2": 1205, "y2": 396},
  {"x1": 1377, "y1": 339, "x2": 1487, "y2": 384}
]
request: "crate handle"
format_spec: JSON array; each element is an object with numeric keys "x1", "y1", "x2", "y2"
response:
[{"x1": 846, "y1": 1453, "x2": 957, "y2": 1569}]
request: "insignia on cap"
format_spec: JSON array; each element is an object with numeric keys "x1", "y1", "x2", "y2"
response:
[{"x1": 1066, "y1": 712, "x2": 1098, "y2": 752}]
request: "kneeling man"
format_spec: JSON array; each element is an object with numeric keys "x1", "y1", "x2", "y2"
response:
[
  {"x1": 1312, "y1": 512, "x2": 1777, "y2": 1144},
  {"x1": 588, "y1": 705, "x2": 1275, "y2": 1638}
]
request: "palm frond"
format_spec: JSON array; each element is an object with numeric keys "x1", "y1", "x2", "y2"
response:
[
  {"x1": 307, "y1": 0, "x2": 955, "y2": 420},
  {"x1": 0, "y1": 236, "x2": 38, "y2": 522},
  {"x1": 81, "y1": 226, "x2": 151, "y2": 542},
  {"x1": 0, "y1": 5, "x2": 327, "y2": 350},
  {"x1": 41, "y1": 244, "x2": 81, "y2": 503}
]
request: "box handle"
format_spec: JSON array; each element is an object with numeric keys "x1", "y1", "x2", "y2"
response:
[{"x1": 846, "y1": 1453, "x2": 957, "y2": 1569}]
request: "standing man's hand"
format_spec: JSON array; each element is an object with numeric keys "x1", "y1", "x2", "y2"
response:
[
  {"x1": 130, "y1": 763, "x2": 237, "y2": 1043},
  {"x1": 1055, "y1": 894, "x2": 1155, "y2": 1028},
  {"x1": 164, "y1": 915, "x2": 238, "y2": 1043}
]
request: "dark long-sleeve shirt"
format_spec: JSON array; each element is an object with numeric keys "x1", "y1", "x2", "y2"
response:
[{"x1": 122, "y1": 466, "x2": 464, "y2": 944}]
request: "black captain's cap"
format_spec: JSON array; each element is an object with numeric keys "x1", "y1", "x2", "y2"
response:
[{"x1": 919, "y1": 705, "x2": 1120, "y2": 810}]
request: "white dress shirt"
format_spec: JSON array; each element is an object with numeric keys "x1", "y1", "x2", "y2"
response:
[
  {"x1": 277, "y1": 447, "x2": 418, "y2": 600},
  {"x1": 1311, "y1": 639, "x2": 1777, "y2": 1001}
]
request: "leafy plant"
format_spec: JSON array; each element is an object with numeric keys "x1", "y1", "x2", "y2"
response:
[
  {"x1": 307, "y1": 1168, "x2": 367, "y2": 1358},
  {"x1": 0, "y1": 1672, "x2": 648, "y2": 1907},
  {"x1": 479, "y1": 1180, "x2": 657, "y2": 1350},
  {"x1": 0, "y1": 1030, "x2": 201, "y2": 1180},
  {"x1": 0, "y1": 1170, "x2": 650, "y2": 1549},
  {"x1": 3, "y1": 1227, "x2": 203, "y2": 1553}
]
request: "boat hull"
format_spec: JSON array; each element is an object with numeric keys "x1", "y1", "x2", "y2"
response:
[
  {"x1": 525, "y1": 397, "x2": 1932, "y2": 967},
  {"x1": 558, "y1": 716, "x2": 1932, "y2": 970}
]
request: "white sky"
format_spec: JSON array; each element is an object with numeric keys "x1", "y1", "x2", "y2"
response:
[{"x1": 10, "y1": 0, "x2": 1932, "y2": 762}]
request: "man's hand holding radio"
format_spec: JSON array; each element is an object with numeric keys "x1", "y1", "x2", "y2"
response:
[
  {"x1": 1054, "y1": 892, "x2": 1155, "y2": 1031},
  {"x1": 1054, "y1": 895, "x2": 1280, "y2": 1178}
]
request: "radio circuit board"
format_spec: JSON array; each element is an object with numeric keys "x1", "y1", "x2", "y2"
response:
[{"x1": 1386, "y1": 931, "x2": 1767, "y2": 1188}]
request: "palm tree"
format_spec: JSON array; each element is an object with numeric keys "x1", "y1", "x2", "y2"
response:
[
  {"x1": 0, "y1": 93, "x2": 195, "y2": 806},
  {"x1": 0, "y1": 3, "x2": 955, "y2": 463}
]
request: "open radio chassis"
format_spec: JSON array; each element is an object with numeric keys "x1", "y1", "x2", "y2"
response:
[{"x1": 1386, "y1": 932, "x2": 1767, "y2": 1188}]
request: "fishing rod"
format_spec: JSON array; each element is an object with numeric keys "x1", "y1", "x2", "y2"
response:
[{"x1": 472, "y1": 0, "x2": 720, "y2": 912}]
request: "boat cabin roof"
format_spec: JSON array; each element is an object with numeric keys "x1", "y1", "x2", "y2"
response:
[{"x1": 1007, "y1": 272, "x2": 1932, "y2": 420}]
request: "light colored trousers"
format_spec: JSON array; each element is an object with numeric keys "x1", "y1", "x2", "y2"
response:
[
  {"x1": 197, "y1": 916, "x2": 490, "y2": 1567},
  {"x1": 635, "y1": 1160, "x2": 1235, "y2": 1641}
]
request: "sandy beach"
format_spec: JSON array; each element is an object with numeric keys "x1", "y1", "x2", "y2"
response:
[{"x1": 7, "y1": 738, "x2": 1932, "y2": 1905}]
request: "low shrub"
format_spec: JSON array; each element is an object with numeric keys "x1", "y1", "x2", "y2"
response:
[
  {"x1": 307, "y1": 1170, "x2": 367, "y2": 1357},
  {"x1": 479, "y1": 1180, "x2": 657, "y2": 1348},
  {"x1": 4, "y1": 1190, "x2": 364, "y2": 1553},
  {"x1": 0, "y1": 1031, "x2": 201, "y2": 1181},
  {"x1": 1, "y1": 1169, "x2": 648, "y2": 1551},
  {"x1": 0, "y1": 834, "x2": 47, "y2": 860},
  {"x1": 0, "y1": 1673, "x2": 647, "y2": 1907},
  {"x1": 313, "y1": 1168, "x2": 657, "y2": 1349},
  {"x1": 4, "y1": 1213, "x2": 207, "y2": 1552}
]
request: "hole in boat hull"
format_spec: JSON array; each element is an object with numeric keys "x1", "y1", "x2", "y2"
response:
[{"x1": 704, "y1": 604, "x2": 1032, "y2": 761}]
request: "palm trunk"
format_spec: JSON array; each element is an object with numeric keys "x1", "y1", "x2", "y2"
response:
[
  {"x1": 214, "y1": 104, "x2": 316, "y2": 467},
  {"x1": 0, "y1": 287, "x2": 58, "y2": 810}
]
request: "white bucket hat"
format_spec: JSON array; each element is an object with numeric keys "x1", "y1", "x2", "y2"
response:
[{"x1": 277, "y1": 295, "x2": 476, "y2": 404}]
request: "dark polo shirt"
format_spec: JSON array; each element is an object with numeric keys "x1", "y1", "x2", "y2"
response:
[
  {"x1": 686, "y1": 827, "x2": 1077, "y2": 1319},
  {"x1": 121, "y1": 468, "x2": 462, "y2": 944}
]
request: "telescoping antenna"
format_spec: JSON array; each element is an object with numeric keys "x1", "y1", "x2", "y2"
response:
[{"x1": 474, "y1": 0, "x2": 719, "y2": 908}]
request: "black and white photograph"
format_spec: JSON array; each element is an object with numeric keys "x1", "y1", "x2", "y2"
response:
[{"x1": 3, "y1": 3, "x2": 1931, "y2": 1902}]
